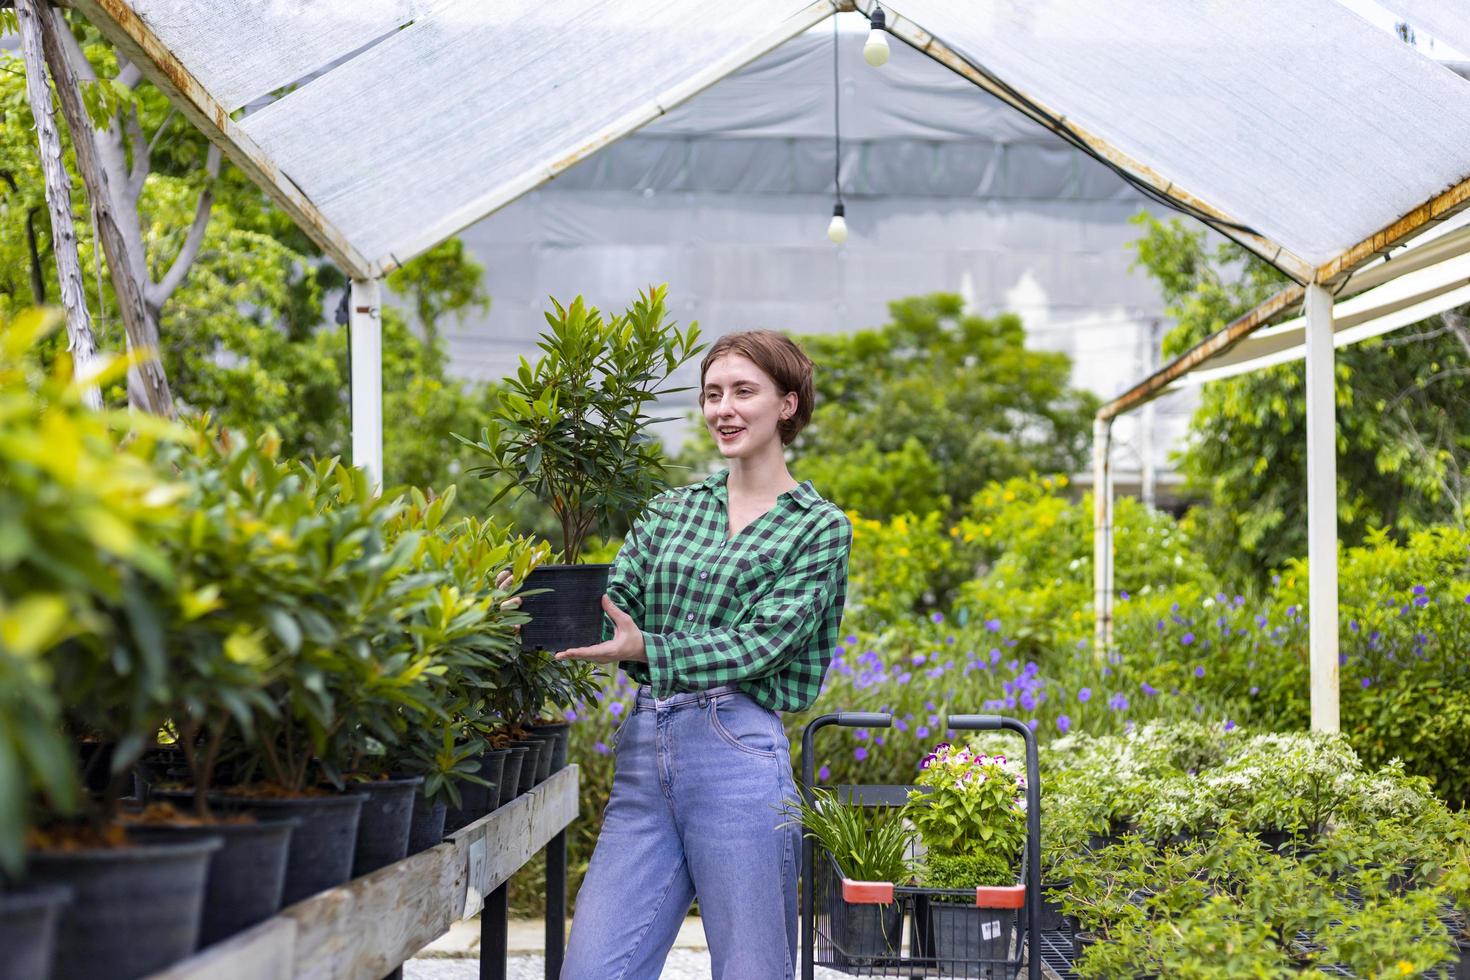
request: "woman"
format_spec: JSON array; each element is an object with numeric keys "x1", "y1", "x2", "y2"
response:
[{"x1": 552, "y1": 329, "x2": 853, "y2": 980}]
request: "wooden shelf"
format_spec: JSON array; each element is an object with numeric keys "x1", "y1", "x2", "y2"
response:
[{"x1": 147, "y1": 764, "x2": 580, "y2": 980}]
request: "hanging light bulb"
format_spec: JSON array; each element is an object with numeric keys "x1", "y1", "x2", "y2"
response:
[
  {"x1": 863, "y1": 7, "x2": 890, "y2": 67},
  {"x1": 827, "y1": 202, "x2": 848, "y2": 244}
]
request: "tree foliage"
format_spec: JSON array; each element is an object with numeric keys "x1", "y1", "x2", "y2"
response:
[
  {"x1": 674, "y1": 293, "x2": 1099, "y2": 521},
  {"x1": 1131, "y1": 213, "x2": 1470, "y2": 584}
]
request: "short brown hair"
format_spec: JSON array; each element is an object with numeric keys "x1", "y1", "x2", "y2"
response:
[{"x1": 698, "y1": 330, "x2": 815, "y2": 446}]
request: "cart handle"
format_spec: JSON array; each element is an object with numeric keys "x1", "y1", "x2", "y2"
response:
[
  {"x1": 947, "y1": 714, "x2": 1003, "y2": 730},
  {"x1": 834, "y1": 711, "x2": 892, "y2": 728}
]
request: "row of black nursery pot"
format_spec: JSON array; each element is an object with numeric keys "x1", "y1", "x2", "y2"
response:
[{"x1": 1, "y1": 723, "x2": 570, "y2": 980}]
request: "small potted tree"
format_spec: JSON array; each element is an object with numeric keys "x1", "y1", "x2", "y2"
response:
[
  {"x1": 455, "y1": 284, "x2": 704, "y2": 653},
  {"x1": 1, "y1": 311, "x2": 220, "y2": 980}
]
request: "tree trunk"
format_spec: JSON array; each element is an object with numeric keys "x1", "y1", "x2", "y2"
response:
[
  {"x1": 37, "y1": 6, "x2": 175, "y2": 418},
  {"x1": 15, "y1": 0, "x2": 102, "y2": 410}
]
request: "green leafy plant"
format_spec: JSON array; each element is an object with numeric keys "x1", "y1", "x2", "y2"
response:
[
  {"x1": 778, "y1": 787, "x2": 912, "y2": 883},
  {"x1": 903, "y1": 742, "x2": 1026, "y2": 892},
  {"x1": 456, "y1": 285, "x2": 704, "y2": 564}
]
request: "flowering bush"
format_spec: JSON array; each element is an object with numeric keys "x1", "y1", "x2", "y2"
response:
[{"x1": 904, "y1": 742, "x2": 1026, "y2": 889}]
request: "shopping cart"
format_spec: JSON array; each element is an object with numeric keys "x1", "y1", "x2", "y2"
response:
[{"x1": 799, "y1": 711, "x2": 1041, "y2": 980}]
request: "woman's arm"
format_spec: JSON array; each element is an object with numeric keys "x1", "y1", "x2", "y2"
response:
[{"x1": 642, "y1": 513, "x2": 852, "y2": 695}]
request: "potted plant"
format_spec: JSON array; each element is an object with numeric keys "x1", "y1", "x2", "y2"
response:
[
  {"x1": 456, "y1": 284, "x2": 703, "y2": 652},
  {"x1": 902, "y1": 743, "x2": 1027, "y2": 974},
  {"x1": 779, "y1": 787, "x2": 911, "y2": 966},
  {"x1": 0, "y1": 310, "x2": 220, "y2": 980}
]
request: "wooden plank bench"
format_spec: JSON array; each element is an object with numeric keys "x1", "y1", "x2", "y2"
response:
[{"x1": 146, "y1": 764, "x2": 580, "y2": 980}]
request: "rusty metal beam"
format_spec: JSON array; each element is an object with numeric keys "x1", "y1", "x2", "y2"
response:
[
  {"x1": 1314, "y1": 174, "x2": 1470, "y2": 287},
  {"x1": 1097, "y1": 283, "x2": 1305, "y2": 421},
  {"x1": 868, "y1": 4, "x2": 1319, "y2": 285},
  {"x1": 66, "y1": 0, "x2": 375, "y2": 279}
]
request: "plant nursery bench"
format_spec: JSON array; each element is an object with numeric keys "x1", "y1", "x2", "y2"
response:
[{"x1": 142, "y1": 764, "x2": 580, "y2": 980}]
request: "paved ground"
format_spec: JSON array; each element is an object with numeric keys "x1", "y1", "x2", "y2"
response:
[{"x1": 406, "y1": 916, "x2": 853, "y2": 979}]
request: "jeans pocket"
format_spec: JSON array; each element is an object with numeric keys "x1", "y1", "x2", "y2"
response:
[{"x1": 709, "y1": 694, "x2": 782, "y2": 759}]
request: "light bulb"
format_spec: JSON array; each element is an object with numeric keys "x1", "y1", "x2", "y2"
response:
[
  {"x1": 863, "y1": 28, "x2": 890, "y2": 66},
  {"x1": 827, "y1": 203, "x2": 848, "y2": 244}
]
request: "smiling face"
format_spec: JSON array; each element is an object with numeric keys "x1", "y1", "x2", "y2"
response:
[{"x1": 700, "y1": 353, "x2": 798, "y2": 459}]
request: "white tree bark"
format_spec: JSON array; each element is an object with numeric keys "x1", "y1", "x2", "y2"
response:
[
  {"x1": 15, "y1": 0, "x2": 102, "y2": 409},
  {"x1": 39, "y1": 7, "x2": 175, "y2": 417}
]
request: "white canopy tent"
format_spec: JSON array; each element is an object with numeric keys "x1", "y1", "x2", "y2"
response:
[{"x1": 74, "y1": 0, "x2": 1470, "y2": 733}]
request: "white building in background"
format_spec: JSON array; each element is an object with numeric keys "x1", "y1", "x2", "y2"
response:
[{"x1": 437, "y1": 16, "x2": 1195, "y2": 506}]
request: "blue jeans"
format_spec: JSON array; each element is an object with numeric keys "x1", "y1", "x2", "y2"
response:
[{"x1": 561, "y1": 685, "x2": 801, "y2": 980}]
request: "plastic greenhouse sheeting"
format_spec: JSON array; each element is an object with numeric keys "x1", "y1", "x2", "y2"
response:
[
  {"x1": 129, "y1": 0, "x2": 436, "y2": 112},
  {"x1": 1381, "y1": 0, "x2": 1470, "y2": 60},
  {"x1": 885, "y1": 0, "x2": 1470, "y2": 268},
  {"x1": 235, "y1": 0, "x2": 826, "y2": 268}
]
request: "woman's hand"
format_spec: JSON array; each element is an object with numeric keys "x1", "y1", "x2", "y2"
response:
[
  {"x1": 495, "y1": 569, "x2": 523, "y2": 635},
  {"x1": 555, "y1": 595, "x2": 646, "y2": 664}
]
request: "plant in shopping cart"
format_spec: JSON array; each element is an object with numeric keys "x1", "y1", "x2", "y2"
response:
[
  {"x1": 904, "y1": 742, "x2": 1026, "y2": 889},
  {"x1": 778, "y1": 787, "x2": 913, "y2": 883}
]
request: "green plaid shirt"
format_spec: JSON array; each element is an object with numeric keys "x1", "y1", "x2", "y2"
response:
[{"x1": 602, "y1": 469, "x2": 853, "y2": 712}]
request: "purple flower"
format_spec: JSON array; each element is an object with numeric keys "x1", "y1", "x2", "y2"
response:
[
  {"x1": 1056, "y1": 714, "x2": 1072, "y2": 733},
  {"x1": 946, "y1": 635, "x2": 956, "y2": 645},
  {"x1": 1413, "y1": 584, "x2": 1427, "y2": 596},
  {"x1": 1464, "y1": 594, "x2": 1470, "y2": 604},
  {"x1": 919, "y1": 754, "x2": 936, "y2": 769},
  {"x1": 931, "y1": 611, "x2": 944, "y2": 624},
  {"x1": 564, "y1": 708, "x2": 578, "y2": 722},
  {"x1": 1108, "y1": 693, "x2": 1129, "y2": 711},
  {"x1": 1020, "y1": 691, "x2": 1038, "y2": 711},
  {"x1": 1249, "y1": 686, "x2": 1259, "y2": 696},
  {"x1": 990, "y1": 650, "x2": 1002, "y2": 665},
  {"x1": 1255, "y1": 615, "x2": 1268, "y2": 628},
  {"x1": 1140, "y1": 682, "x2": 1158, "y2": 697},
  {"x1": 897, "y1": 672, "x2": 912, "y2": 685},
  {"x1": 917, "y1": 726, "x2": 930, "y2": 739},
  {"x1": 1224, "y1": 719, "x2": 1236, "y2": 732},
  {"x1": 1181, "y1": 632, "x2": 1195, "y2": 645},
  {"x1": 1287, "y1": 606, "x2": 1298, "y2": 618},
  {"x1": 1234, "y1": 595, "x2": 1245, "y2": 607},
  {"x1": 854, "y1": 746, "x2": 869, "y2": 762},
  {"x1": 912, "y1": 653, "x2": 927, "y2": 665},
  {"x1": 594, "y1": 741, "x2": 610, "y2": 755},
  {"x1": 1078, "y1": 688, "x2": 1093, "y2": 703},
  {"x1": 1414, "y1": 596, "x2": 1430, "y2": 607},
  {"x1": 985, "y1": 618, "x2": 1001, "y2": 632},
  {"x1": 846, "y1": 634, "x2": 858, "y2": 644},
  {"x1": 893, "y1": 717, "x2": 909, "y2": 732},
  {"x1": 1194, "y1": 665, "x2": 1206, "y2": 678},
  {"x1": 818, "y1": 764, "x2": 831, "y2": 781},
  {"x1": 1361, "y1": 677, "x2": 1372, "y2": 689},
  {"x1": 1028, "y1": 718, "x2": 1039, "y2": 731},
  {"x1": 608, "y1": 702, "x2": 624, "y2": 717},
  {"x1": 1120, "y1": 590, "x2": 1130, "y2": 601},
  {"x1": 835, "y1": 645, "x2": 846, "y2": 656}
]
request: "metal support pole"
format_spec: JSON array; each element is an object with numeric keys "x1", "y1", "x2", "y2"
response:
[
  {"x1": 1092, "y1": 416, "x2": 1114, "y2": 662},
  {"x1": 1305, "y1": 283, "x2": 1340, "y2": 732},
  {"x1": 349, "y1": 278, "x2": 383, "y2": 489},
  {"x1": 481, "y1": 881, "x2": 509, "y2": 980},
  {"x1": 545, "y1": 830, "x2": 566, "y2": 980}
]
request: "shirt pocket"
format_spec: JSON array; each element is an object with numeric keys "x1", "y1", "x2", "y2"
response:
[{"x1": 731, "y1": 551, "x2": 785, "y2": 603}]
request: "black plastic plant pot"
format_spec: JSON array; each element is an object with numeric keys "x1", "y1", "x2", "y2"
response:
[
  {"x1": 407, "y1": 795, "x2": 447, "y2": 856},
  {"x1": 27, "y1": 836, "x2": 221, "y2": 980},
  {"x1": 351, "y1": 776, "x2": 423, "y2": 877},
  {"x1": 127, "y1": 818, "x2": 297, "y2": 948},
  {"x1": 445, "y1": 750, "x2": 507, "y2": 833},
  {"x1": 1038, "y1": 878, "x2": 1071, "y2": 934},
  {"x1": 214, "y1": 791, "x2": 368, "y2": 907},
  {"x1": 824, "y1": 874, "x2": 904, "y2": 968},
  {"x1": 516, "y1": 563, "x2": 612, "y2": 653},
  {"x1": 528, "y1": 735, "x2": 554, "y2": 784},
  {"x1": 914, "y1": 895, "x2": 1019, "y2": 980},
  {"x1": 1073, "y1": 929, "x2": 1100, "y2": 960},
  {"x1": 512, "y1": 739, "x2": 544, "y2": 794},
  {"x1": 0, "y1": 883, "x2": 71, "y2": 980},
  {"x1": 496, "y1": 747, "x2": 528, "y2": 809},
  {"x1": 527, "y1": 721, "x2": 570, "y2": 772}
]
